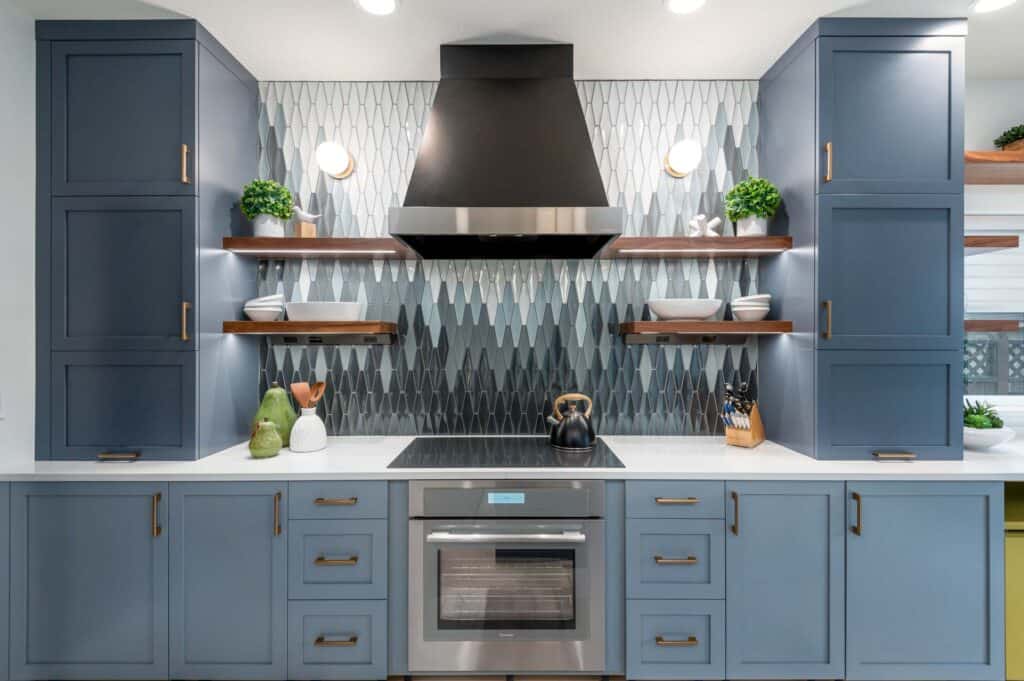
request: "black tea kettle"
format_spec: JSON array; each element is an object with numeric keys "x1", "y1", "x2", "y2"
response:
[{"x1": 547, "y1": 393, "x2": 596, "y2": 451}]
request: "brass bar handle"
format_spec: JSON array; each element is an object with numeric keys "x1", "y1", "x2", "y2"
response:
[
  {"x1": 181, "y1": 301, "x2": 192, "y2": 342},
  {"x1": 315, "y1": 555, "x2": 359, "y2": 566},
  {"x1": 273, "y1": 492, "x2": 282, "y2": 537},
  {"x1": 151, "y1": 492, "x2": 162, "y2": 538},
  {"x1": 824, "y1": 141, "x2": 833, "y2": 183},
  {"x1": 98, "y1": 451, "x2": 140, "y2": 462},
  {"x1": 656, "y1": 635, "x2": 698, "y2": 647},
  {"x1": 314, "y1": 636, "x2": 358, "y2": 648},
  {"x1": 872, "y1": 451, "x2": 916, "y2": 462},
  {"x1": 654, "y1": 497, "x2": 699, "y2": 505},
  {"x1": 181, "y1": 144, "x2": 191, "y2": 185},
  {"x1": 654, "y1": 555, "x2": 698, "y2": 565},
  {"x1": 851, "y1": 491, "x2": 863, "y2": 536},
  {"x1": 730, "y1": 490, "x2": 739, "y2": 536},
  {"x1": 314, "y1": 497, "x2": 358, "y2": 506},
  {"x1": 822, "y1": 300, "x2": 833, "y2": 340}
]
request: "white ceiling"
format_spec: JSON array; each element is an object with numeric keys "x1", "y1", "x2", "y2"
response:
[{"x1": 15, "y1": 0, "x2": 1024, "y2": 81}]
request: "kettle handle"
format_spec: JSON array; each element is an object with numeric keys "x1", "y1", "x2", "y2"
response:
[{"x1": 552, "y1": 393, "x2": 593, "y2": 420}]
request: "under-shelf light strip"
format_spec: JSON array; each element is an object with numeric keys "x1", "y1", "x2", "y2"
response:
[
  {"x1": 230, "y1": 249, "x2": 400, "y2": 256},
  {"x1": 616, "y1": 248, "x2": 786, "y2": 254}
]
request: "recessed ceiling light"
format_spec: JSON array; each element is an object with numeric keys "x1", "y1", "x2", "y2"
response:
[
  {"x1": 972, "y1": 0, "x2": 1017, "y2": 12},
  {"x1": 664, "y1": 0, "x2": 707, "y2": 14},
  {"x1": 355, "y1": 0, "x2": 399, "y2": 16}
]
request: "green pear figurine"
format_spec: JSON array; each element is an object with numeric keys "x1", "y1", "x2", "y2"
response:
[
  {"x1": 253, "y1": 381, "x2": 297, "y2": 446},
  {"x1": 249, "y1": 418, "x2": 282, "y2": 459}
]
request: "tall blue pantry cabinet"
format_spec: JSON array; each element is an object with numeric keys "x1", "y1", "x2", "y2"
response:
[
  {"x1": 35, "y1": 20, "x2": 258, "y2": 460},
  {"x1": 758, "y1": 18, "x2": 967, "y2": 460}
]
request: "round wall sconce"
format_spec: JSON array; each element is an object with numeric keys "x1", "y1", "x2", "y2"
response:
[
  {"x1": 355, "y1": 0, "x2": 399, "y2": 16},
  {"x1": 664, "y1": 139, "x2": 702, "y2": 178},
  {"x1": 664, "y1": 0, "x2": 707, "y2": 14},
  {"x1": 316, "y1": 141, "x2": 355, "y2": 180}
]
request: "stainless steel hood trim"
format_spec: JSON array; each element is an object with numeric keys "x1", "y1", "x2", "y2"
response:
[{"x1": 389, "y1": 206, "x2": 624, "y2": 236}]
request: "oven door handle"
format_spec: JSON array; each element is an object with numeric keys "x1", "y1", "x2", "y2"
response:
[{"x1": 426, "y1": 530, "x2": 587, "y2": 544}]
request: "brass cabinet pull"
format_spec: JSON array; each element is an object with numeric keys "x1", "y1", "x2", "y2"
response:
[
  {"x1": 181, "y1": 301, "x2": 191, "y2": 342},
  {"x1": 151, "y1": 492, "x2": 162, "y2": 538},
  {"x1": 654, "y1": 496, "x2": 699, "y2": 505},
  {"x1": 824, "y1": 141, "x2": 833, "y2": 182},
  {"x1": 315, "y1": 555, "x2": 359, "y2": 566},
  {"x1": 273, "y1": 492, "x2": 282, "y2": 536},
  {"x1": 181, "y1": 144, "x2": 191, "y2": 185},
  {"x1": 851, "y1": 491, "x2": 863, "y2": 536},
  {"x1": 654, "y1": 555, "x2": 698, "y2": 565},
  {"x1": 822, "y1": 300, "x2": 833, "y2": 340},
  {"x1": 872, "y1": 451, "x2": 916, "y2": 462},
  {"x1": 730, "y1": 490, "x2": 739, "y2": 536},
  {"x1": 97, "y1": 451, "x2": 140, "y2": 462},
  {"x1": 315, "y1": 635, "x2": 358, "y2": 648},
  {"x1": 656, "y1": 635, "x2": 698, "y2": 647},
  {"x1": 314, "y1": 497, "x2": 358, "y2": 506}
]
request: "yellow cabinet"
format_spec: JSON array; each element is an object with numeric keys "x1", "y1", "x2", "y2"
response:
[{"x1": 1010, "y1": 532, "x2": 1024, "y2": 680}]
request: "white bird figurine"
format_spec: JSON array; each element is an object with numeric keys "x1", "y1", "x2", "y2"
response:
[
  {"x1": 293, "y1": 205, "x2": 322, "y2": 223},
  {"x1": 687, "y1": 214, "x2": 723, "y2": 237}
]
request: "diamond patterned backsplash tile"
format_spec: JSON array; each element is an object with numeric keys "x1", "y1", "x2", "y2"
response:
[{"x1": 257, "y1": 80, "x2": 761, "y2": 435}]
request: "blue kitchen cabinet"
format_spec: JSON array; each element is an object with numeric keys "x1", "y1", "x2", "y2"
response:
[
  {"x1": 10, "y1": 482, "x2": 169, "y2": 680},
  {"x1": 846, "y1": 482, "x2": 1004, "y2": 681},
  {"x1": 626, "y1": 518, "x2": 724, "y2": 599},
  {"x1": 288, "y1": 519, "x2": 388, "y2": 600},
  {"x1": 288, "y1": 600, "x2": 388, "y2": 681},
  {"x1": 169, "y1": 483, "x2": 288, "y2": 680},
  {"x1": 817, "y1": 195, "x2": 963, "y2": 351},
  {"x1": 725, "y1": 481, "x2": 844, "y2": 679},
  {"x1": 626, "y1": 600, "x2": 725, "y2": 680},
  {"x1": 0, "y1": 484, "x2": 9, "y2": 681},
  {"x1": 818, "y1": 33, "x2": 964, "y2": 194}
]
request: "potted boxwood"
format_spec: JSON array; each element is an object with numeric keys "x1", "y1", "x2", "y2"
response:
[
  {"x1": 241, "y1": 179, "x2": 294, "y2": 238},
  {"x1": 963, "y1": 400, "x2": 1016, "y2": 451},
  {"x1": 725, "y1": 177, "x2": 782, "y2": 237},
  {"x1": 994, "y1": 124, "x2": 1024, "y2": 151}
]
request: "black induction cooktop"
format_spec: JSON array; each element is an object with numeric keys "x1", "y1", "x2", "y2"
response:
[{"x1": 387, "y1": 437, "x2": 624, "y2": 469}]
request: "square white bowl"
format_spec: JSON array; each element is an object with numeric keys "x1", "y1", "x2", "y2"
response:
[
  {"x1": 648, "y1": 298, "x2": 723, "y2": 321},
  {"x1": 286, "y1": 301, "x2": 364, "y2": 322}
]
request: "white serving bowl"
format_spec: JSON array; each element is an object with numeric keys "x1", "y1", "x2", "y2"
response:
[
  {"x1": 964, "y1": 426, "x2": 1016, "y2": 451},
  {"x1": 648, "y1": 298, "x2": 722, "y2": 321},
  {"x1": 733, "y1": 294, "x2": 771, "y2": 305},
  {"x1": 731, "y1": 302, "x2": 770, "y2": 309},
  {"x1": 246, "y1": 293, "x2": 284, "y2": 306},
  {"x1": 286, "y1": 301, "x2": 364, "y2": 322},
  {"x1": 732, "y1": 307, "x2": 770, "y2": 322},
  {"x1": 243, "y1": 307, "x2": 284, "y2": 322}
]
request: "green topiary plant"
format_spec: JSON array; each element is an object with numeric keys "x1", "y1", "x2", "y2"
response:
[
  {"x1": 994, "y1": 124, "x2": 1024, "y2": 150},
  {"x1": 964, "y1": 400, "x2": 1004, "y2": 429},
  {"x1": 240, "y1": 179, "x2": 294, "y2": 221},
  {"x1": 725, "y1": 177, "x2": 782, "y2": 223}
]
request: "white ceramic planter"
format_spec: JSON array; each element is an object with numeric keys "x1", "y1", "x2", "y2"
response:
[
  {"x1": 253, "y1": 214, "x2": 287, "y2": 238},
  {"x1": 290, "y1": 408, "x2": 327, "y2": 453},
  {"x1": 964, "y1": 426, "x2": 1016, "y2": 451},
  {"x1": 736, "y1": 216, "x2": 768, "y2": 237}
]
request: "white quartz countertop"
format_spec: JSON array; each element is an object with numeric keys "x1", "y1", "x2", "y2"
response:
[{"x1": 6, "y1": 436, "x2": 1024, "y2": 481}]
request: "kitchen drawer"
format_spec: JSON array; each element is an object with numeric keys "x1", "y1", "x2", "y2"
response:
[
  {"x1": 289, "y1": 482, "x2": 387, "y2": 519},
  {"x1": 627, "y1": 519, "x2": 724, "y2": 599},
  {"x1": 626, "y1": 600, "x2": 725, "y2": 680},
  {"x1": 287, "y1": 600, "x2": 387, "y2": 681},
  {"x1": 288, "y1": 519, "x2": 387, "y2": 599},
  {"x1": 626, "y1": 481, "x2": 725, "y2": 518}
]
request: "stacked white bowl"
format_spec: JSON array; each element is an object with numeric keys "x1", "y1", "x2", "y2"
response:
[
  {"x1": 243, "y1": 294, "x2": 285, "y2": 322},
  {"x1": 730, "y1": 294, "x2": 771, "y2": 322}
]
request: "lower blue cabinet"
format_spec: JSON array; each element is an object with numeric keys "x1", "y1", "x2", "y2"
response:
[
  {"x1": 725, "y1": 481, "x2": 845, "y2": 679},
  {"x1": 10, "y1": 482, "x2": 169, "y2": 680},
  {"x1": 288, "y1": 519, "x2": 388, "y2": 600},
  {"x1": 287, "y1": 600, "x2": 388, "y2": 680},
  {"x1": 846, "y1": 481, "x2": 1004, "y2": 680},
  {"x1": 626, "y1": 600, "x2": 725, "y2": 680},
  {"x1": 626, "y1": 519, "x2": 724, "y2": 599},
  {"x1": 0, "y1": 484, "x2": 10, "y2": 681},
  {"x1": 169, "y1": 483, "x2": 288, "y2": 680}
]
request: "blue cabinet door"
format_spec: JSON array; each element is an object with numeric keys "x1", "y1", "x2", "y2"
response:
[
  {"x1": 846, "y1": 482, "x2": 1004, "y2": 680},
  {"x1": 50, "y1": 351, "x2": 196, "y2": 460},
  {"x1": 816, "y1": 349, "x2": 962, "y2": 460},
  {"x1": 0, "y1": 484, "x2": 9, "y2": 681},
  {"x1": 10, "y1": 482, "x2": 169, "y2": 680},
  {"x1": 818, "y1": 36, "x2": 964, "y2": 194},
  {"x1": 51, "y1": 40, "x2": 196, "y2": 196},
  {"x1": 169, "y1": 483, "x2": 287, "y2": 680},
  {"x1": 817, "y1": 195, "x2": 963, "y2": 350},
  {"x1": 51, "y1": 197, "x2": 197, "y2": 351},
  {"x1": 725, "y1": 481, "x2": 844, "y2": 679}
]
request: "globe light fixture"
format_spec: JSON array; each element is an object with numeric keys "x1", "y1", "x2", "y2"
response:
[
  {"x1": 664, "y1": 139, "x2": 702, "y2": 178},
  {"x1": 355, "y1": 0, "x2": 399, "y2": 16},
  {"x1": 664, "y1": 0, "x2": 707, "y2": 14},
  {"x1": 316, "y1": 142, "x2": 355, "y2": 180}
]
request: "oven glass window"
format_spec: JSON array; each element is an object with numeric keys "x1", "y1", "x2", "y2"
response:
[{"x1": 437, "y1": 548, "x2": 576, "y2": 630}]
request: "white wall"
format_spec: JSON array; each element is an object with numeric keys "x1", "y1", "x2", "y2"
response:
[
  {"x1": 966, "y1": 79, "x2": 1024, "y2": 150},
  {"x1": 0, "y1": 0, "x2": 36, "y2": 461}
]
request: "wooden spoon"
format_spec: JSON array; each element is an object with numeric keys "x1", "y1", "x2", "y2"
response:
[
  {"x1": 308, "y1": 382, "x2": 326, "y2": 406},
  {"x1": 290, "y1": 382, "x2": 311, "y2": 409}
]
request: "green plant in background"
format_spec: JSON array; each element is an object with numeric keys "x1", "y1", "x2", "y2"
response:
[
  {"x1": 964, "y1": 400, "x2": 1004, "y2": 429},
  {"x1": 994, "y1": 124, "x2": 1024, "y2": 149},
  {"x1": 241, "y1": 179, "x2": 294, "y2": 220},
  {"x1": 725, "y1": 177, "x2": 782, "y2": 222}
]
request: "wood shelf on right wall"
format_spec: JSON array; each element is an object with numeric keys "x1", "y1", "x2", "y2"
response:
[
  {"x1": 965, "y1": 149, "x2": 1024, "y2": 184},
  {"x1": 965, "y1": 235, "x2": 1020, "y2": 256}
]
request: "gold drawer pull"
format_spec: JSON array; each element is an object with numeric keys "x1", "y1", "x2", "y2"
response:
[
  {"x1": 315, "y1": 497, "x2": 358, "y2": 506},
  {"x1": 181, "y1": 301, "x2": 191, "y2": 342},
  {"x1": 181, "y1": 144, "x2": 191, "y2": 185},
  {"x1": 654, "y1": 555, "x2": 698, "y2": 565},
  {"x1": 656, "y1": 635, "x2": 698, "y2": 647},
  {"x1": 314, "y1": 635, "x2": 358, "y2": 648},
  {"x1": 654, "y1": 497, "x2": 699, "y2": 505},
  {"x1": 273, "y1": 492, "x2": 282, "y2": 537},
  {"x1": 872, "y1": 451, "x2": 916, "y2": 462},
  {"x1": 824, "y1": 141, "x2": 833, "y2": 183},
  {"x1": 151, "y1": 492, "x2": 162, "y2": 538},
  {"x1": 315, "y1": 555, "x2": 359, "y2": 566},
  {"x1": 822, "y1": 300, "x2": 833, "y2": 340},
  {"x1": 851, "y1": 491, "x2": 863, "y2": 536},
  {"x1": 98, "y1": 451, "x2": 140, "y2": 462}
]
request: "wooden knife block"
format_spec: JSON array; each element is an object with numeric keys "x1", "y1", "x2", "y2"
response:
[{"x1": 725, "y1": 403, "x2": 765, "y2": 448}]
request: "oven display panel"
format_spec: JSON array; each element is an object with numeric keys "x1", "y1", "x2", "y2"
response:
[{"x1": 487, "y1": 492, "x2": 526, "y2": 505}]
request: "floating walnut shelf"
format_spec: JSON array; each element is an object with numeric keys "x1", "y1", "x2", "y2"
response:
[
  {"x1": 619, "y1": 320, "x2": 793, "y2": 345},
  {"x1": 223, "y1": 321, "x2": 398, "y2": 345},
  {"x1": 965, "y1": 320, "x2": 1020, "y2": 333},
  {"x1": 964, "y1": 235, "x2": 1020, "y2": 256},
  {"x1": 965, "y1": 149, "x2": 1024, "y2": 185},
  {"x1": 601, "y1": 236, "x2": 792, "y2": 259},
  {"x1": 222, "y1": 237, "x2": 416, "y2": 259}
]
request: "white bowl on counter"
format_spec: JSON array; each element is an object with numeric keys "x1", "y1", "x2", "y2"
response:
[
  {"x1": 648, "y1": 298, "x2": 722, "y2": 321},
  {"x1": 286, "y1": 301, "x2": 364, "y2": 322},
  {"x1": 964, "y1": 426, "x2": 1016, "y2": 451}
]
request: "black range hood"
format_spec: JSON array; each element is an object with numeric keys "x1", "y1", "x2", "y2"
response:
[{"x1": 389, "y1": 43, "x2": 623, "y2": 259}]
